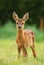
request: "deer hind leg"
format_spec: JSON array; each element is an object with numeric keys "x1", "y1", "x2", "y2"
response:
[
  {"x1": 30, "y1": 46, "x2": 36, "y2": 58},
  {"x1": 30, "y1": 37, "x2": 36, "y2": 58},
  {"x1": 18, "y1": 46, "x2": 22, "y2": 58},
  {"x1": 22, "y1": 45, "x2": 27, "y2": 57}
]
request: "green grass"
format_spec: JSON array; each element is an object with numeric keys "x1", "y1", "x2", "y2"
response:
[
  {"x1": 0, "y1": 22, "x2": 44, "y2": 65},
  {"x1": 0, "y1": 21, "x2": 44, "y2": 65},
  {"x1": 0, "y1": 39, "x2": 44, "y2": 65},
  {"x1": 0, "y1": 21, "x2": 44, "y2": 42}
]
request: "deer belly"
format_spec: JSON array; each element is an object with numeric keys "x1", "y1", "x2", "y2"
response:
[{"x1": 24, "y1": 35, "x2": 33, "y2": 47}]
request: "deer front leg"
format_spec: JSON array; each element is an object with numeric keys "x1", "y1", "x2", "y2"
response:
[
  {"x1": 22, "y1": 45, "x2": 27, "y2": 57},
  {"x1": 18, "y1": 46, "x2": 22, "y2": 58}
]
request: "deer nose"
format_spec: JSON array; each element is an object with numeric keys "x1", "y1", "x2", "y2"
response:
[{"x1": 18, "y1": 26, "x2": 21, "y2": 28}]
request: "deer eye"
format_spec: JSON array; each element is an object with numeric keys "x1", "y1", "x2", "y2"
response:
[
  {"x1": 16, "y1": 22, "x2": 18, "y2": 24},
  {"x1": 22, "y1": 23, "x2": 24, "y2": 24}
]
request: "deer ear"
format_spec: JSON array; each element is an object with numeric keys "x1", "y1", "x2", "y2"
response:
[
  {"x1": 13, "y1": 12, "x2": 19, "y2": 21},
  {"x1": 23, "y1": 12, "x2": 29, "y2": 21}
]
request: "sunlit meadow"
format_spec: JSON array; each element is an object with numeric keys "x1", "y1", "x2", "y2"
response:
[{"x1": 0, "y1": 22, "x2": 44, "y2": 65}]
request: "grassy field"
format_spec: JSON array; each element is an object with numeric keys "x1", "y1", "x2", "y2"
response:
[
  {"x1": 0, "y1": 22, "x2": 44, "y2": 65},
  {"x1": 0, "y1": 39, "x2": 44, "y2": 65}
]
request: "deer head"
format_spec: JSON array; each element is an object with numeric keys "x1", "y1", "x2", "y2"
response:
[{"x1": 13, "y1": 12, "x2": 29, "y2": 30}]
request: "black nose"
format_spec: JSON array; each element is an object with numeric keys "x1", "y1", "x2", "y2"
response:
[{"x1": 18, "y1": 26, "x2": 21, "y2": 28}]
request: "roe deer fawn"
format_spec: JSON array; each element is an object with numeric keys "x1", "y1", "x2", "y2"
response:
[{"x1": 13, "y1": 12, "x2": 36, "y2": 58}]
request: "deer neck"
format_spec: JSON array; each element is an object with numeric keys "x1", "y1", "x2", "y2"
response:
[{"x1": 17, "y1": 29, "x2": 24, "y2": 38}]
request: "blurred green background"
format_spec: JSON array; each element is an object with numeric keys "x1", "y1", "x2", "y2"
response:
[
  {"x1": 0, "y1": 0, "x2": 44, "y2": 42},
  {"x1": 0, "y1": 0, "x2": 44, "y2": 26}
]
